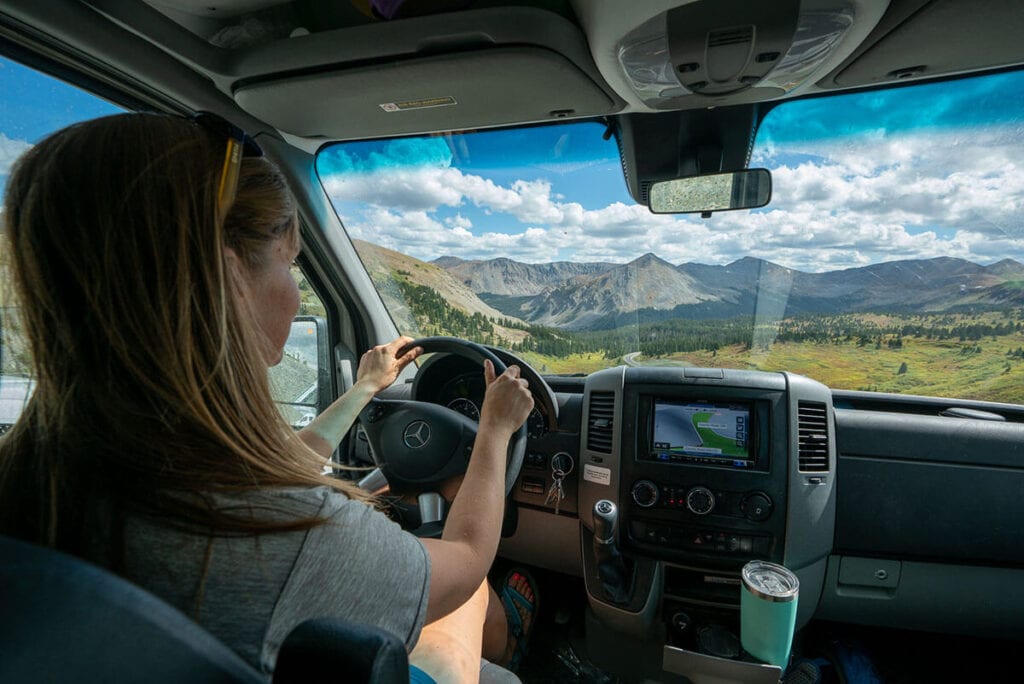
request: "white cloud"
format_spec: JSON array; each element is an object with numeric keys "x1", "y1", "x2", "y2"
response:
[
  {"x1": 0, "y1": 133, "x2": 31, "y2": 177},
  {"x1": 325, "y1": 125, "x2": 1024, "y2": 272}
]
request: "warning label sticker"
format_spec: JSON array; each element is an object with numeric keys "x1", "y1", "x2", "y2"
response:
[
  {"x1": 583, "y1": 464, "x2": 611, "y2": 486},
  {"x1": 379, "y1": 96, "x2": 457, "y2": 112}
]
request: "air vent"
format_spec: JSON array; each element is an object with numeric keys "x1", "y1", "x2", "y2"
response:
[
  {"x1": 587, "y1": 391, "x2": 615, "y2": 453},
  {"x1": 708, "y1": 26, "x2": 754, "y2": 48},
  {"x1": 797, "y1": 401, "x2": 829, "y2": 472}
]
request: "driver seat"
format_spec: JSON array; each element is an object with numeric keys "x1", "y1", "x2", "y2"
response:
[{"x1": 0, "y1": 534, "x2": 409, "y2": 683}]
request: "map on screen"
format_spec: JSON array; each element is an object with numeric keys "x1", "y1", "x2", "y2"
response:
[{"x1": 651, "y1": 401, "x2": 749, "y2": 460}]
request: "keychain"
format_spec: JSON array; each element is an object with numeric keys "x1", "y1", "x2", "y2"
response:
[{"x1": 545, "y1": 452, "x2": 574, "y2": 515}]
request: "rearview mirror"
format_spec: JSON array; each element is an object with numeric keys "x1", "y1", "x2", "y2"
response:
[{"x1": 648, "y1": 169, "x2": 771, "y2": 214}]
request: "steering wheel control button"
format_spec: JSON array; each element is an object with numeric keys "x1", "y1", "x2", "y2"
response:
[
  {"x1": 631, "y1": 480, "x2": 659, "y2": 508},
  {"x1": 365, "y1": 403, "x2": 387, "y2": 423},
  {"x1": 686, "y1": 486, "x2": 715, "y2": 515},
  {"x1": 402, "y1": 420, "x2": 432, "y2": 449},
  {"x1": 741, "y1": 492, "x2": 774, "y2": 522}
]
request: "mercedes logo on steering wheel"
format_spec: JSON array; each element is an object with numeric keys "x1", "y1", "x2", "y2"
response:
[{"x1": 403, "y1": 420, "x2": 431, "y2": 449}]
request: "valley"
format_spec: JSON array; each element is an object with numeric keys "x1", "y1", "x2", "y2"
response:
[{"x1": 352, "y1": 240, "x2": 1024, "y2": 402}]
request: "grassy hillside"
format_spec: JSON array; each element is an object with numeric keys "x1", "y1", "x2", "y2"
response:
[{"x1": 353, "y1": 239, "x2": 527, "y2": 343}]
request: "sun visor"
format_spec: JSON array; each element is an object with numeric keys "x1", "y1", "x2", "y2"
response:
[
  {"x1": 229, "y1": 7, "x2": 619, "y2": 139},
  {"x1": 831, "y1": 0, "x2": 1024, "y2": 87},
  {"x1": 235, "y1": 45, "x2": 616, "y2": 139}
]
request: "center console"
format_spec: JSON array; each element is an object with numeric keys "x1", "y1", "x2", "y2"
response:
[
  {"x1": 575, "y1": 366, "x2": 837, "y2": 681},
  {"x1": 621, "y1": 385, "x2": 788, "y2": 572}
]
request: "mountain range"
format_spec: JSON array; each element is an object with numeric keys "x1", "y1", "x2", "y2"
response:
[{"x1": 430, "y1": 252, "x2": 1024, "y2": 330}]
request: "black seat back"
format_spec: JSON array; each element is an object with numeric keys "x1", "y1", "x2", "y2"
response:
[
  {"x1": 0, "y1": 534, "x2": 264, "y2": 683},
  {"x1": 275, "y1": 618, "x2": 410, "y2": 682},
  {"x1": 0, "y1": 535, "x2": 410, "y2": 683}
]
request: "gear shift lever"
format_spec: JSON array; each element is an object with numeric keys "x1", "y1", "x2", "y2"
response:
[
  {"x1": 592, "y1": 499, "x2": 629, "y2": 604},
  {"x1": 593, "y1": 499, "x2": 618, "y2": 544}
]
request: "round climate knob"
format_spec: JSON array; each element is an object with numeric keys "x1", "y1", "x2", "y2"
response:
[
  {"x1": 741, "y1": 492, "x2": 773, "y2": 522},
  {"x1": 631, "y1": 480, "x2": 659, "y2": 508},
  {"x1": 686, "y1": 487, "x2": 715, "y2": 515}
]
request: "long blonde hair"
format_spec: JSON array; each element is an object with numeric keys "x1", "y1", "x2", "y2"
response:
[{"x1": 0, "y1": 112, "x2": 367, "y2": 552}]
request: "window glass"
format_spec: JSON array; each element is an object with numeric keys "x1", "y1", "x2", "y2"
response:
[
  {"x1": 269, "y1": 267, "x2": 326, "y2": 427},
  {"x1": 0, "y1": 57, "x2": 328, "y2": 429},
  {"x1": 316, "y1": 69, "x2": 1024, "y2": 403},
  {"x1": 0, "y1": 56, "x2": 123, "y2": 427}
]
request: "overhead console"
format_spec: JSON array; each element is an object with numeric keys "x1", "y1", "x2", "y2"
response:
[
  {"x1": 577, "y1": 365, "x2": 836, "y2": 642},
  {"x1": 577, "y1": 0, "x2": 889, "y2": 113}
]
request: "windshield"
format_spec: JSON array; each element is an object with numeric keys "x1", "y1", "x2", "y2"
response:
[{"x1": 316, "y1": 69, "x2": 1024, "y2": 403}]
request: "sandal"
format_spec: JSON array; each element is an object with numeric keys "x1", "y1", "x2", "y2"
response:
[{"x1": 500, "y1": 568, "x2": 539, "y2": 672}]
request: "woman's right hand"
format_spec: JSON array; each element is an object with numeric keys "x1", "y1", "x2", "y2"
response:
[{"x1": 479, "y1": 360, "x2": 534, "y2": 440}]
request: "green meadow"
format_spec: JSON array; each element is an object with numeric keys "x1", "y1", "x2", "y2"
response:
[
  {"x1": 635, "y1": 312, "x2": 1024, "y2": 404},
  {"x1": 519, "y1": 312, "x2": 1024, "y2": 404}
]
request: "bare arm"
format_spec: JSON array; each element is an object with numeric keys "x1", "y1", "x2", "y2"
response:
[
  {"x1": 297, "y1": 336, "x2": 422, "y2": 459},
  {"x1": 421, "y1": 360, "x2": 534, "y2": 623}
]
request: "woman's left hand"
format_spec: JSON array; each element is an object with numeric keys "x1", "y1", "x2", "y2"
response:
[{"x1": 356, "y1": 336, "x2": 423, "y2": 393}]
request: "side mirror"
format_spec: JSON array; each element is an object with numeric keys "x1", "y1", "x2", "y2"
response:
[
  {"x1": 269, "y1": 315, "x2": 331, "y2": 429},
  {"x1": 648, "y1": 168, "x2": 771, "y2": 214}
]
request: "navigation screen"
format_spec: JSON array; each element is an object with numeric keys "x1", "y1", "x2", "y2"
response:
[{"x1": 651, "y1": 401, "x2": 751, "y2": 464}]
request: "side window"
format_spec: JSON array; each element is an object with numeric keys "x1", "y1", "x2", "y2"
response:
[
  {"x1": 268, "y1": 267, "x2": 328, "y2": 428},
  {"x1": 0, "y1": 55, "x2": 124, "y2": 428}
]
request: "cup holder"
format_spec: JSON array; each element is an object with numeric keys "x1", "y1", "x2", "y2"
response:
[{"x1": 662, "y1": 603, "x2": 783, "y2": 683}]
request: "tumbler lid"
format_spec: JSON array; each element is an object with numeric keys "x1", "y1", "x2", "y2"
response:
[{"x1": 741, "y1": 561, "x2": 799, "y2": 602}]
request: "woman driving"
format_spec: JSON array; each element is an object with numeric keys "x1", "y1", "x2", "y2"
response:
[{"x1": 0, "y1": 112, "x2": 534, "y2": 682}]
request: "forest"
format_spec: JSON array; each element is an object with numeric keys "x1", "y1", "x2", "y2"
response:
[{"x1": 393, "y1": 276, "x2": 1024, "y2": 402}]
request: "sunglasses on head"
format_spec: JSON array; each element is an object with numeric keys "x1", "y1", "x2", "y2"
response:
[{"x1": 191, "y1": 111, "x2": 264, "y2": 219}]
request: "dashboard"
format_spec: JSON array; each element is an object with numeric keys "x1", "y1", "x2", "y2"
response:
[{"x1": 405, "y1": 350, "x2": 1024, "y2": 644}]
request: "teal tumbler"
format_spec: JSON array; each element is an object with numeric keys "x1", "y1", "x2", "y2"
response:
[{"x1": 740, "y1": 561, "x2": 799, "y2": 668}]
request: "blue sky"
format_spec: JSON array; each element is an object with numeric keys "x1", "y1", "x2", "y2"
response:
[
  {"x1": 3, "y1": 51, "x2": 1024, "y2": 273},
  {"x1": 318, "y1": 122, "x2": 632, "y2": 243},
  {"x1": 0, "y1": 56, "x2": 122, "y2": 197}
]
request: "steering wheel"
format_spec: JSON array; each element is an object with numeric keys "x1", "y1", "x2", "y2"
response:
[{"x1": 357, "y1": 337, "x2": 528, "y2": 517}]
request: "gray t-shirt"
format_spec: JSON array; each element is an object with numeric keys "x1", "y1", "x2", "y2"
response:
[{"x1": 119, "y1": 486, "x2": 430, "y2": 674}]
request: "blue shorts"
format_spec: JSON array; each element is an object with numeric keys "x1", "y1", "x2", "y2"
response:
[{"x1": 409, "y1": 664, "x2": 436, "y2": 683}]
